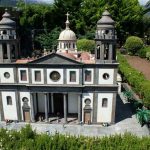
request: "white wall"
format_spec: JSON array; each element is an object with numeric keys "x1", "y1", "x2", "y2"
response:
[
  {"x1": 47, "y1": 69, "x2": 64, "y2": 84},
  {"x1": 82, "y1": 93, "x2": 93, "y2": 122},
  {"x1": 2, "y1": 91, "x2": 18, "y2": 120},
  {"x1": 18, "y1": 68, "x2": 29, "y2": 83},
  {"x1": 83, "y1": 68, "x2": 94, "y2": 84},
  {"x1": 97, "y1": 93, "x2": 113, "y2": 123},
  {"x1": 0, "y1": 68, "x2": 14, "y2": 83},
  {"x1": 68, "y1": 93, "x2": 78, "y2": 113},
  {"x1": 31, "y1": 69, "x2": 44, "y2": 84},
  {"x1": 99, "y1": 69, "x2": 114, "y2": 84},
  {"x1": 20, "y1": 92, "x2": 31, "y2": 121},
  {"x1": 66, "y1": 69, "x2": 79, "y2": 84}
]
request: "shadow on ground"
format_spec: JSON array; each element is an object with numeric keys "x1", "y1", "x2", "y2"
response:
[{"x1": 115, "y1": 94, "x2": 135, "y2": 123}]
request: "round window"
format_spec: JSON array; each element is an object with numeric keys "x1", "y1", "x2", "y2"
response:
[
  {"x1": 50, "y1": 71, "x2": 60, "y2": 82},
  {"x1": 22, "y1": 97, "x2": 29, "y2": 102},
  {"x1": 103, "y1": 73, "x2": 109, "y2": 80},
  {"x1": 84, "y1": 98, "x2": 91, "y2": 105},
  {"x1": 4, "y1": 72, "x2": 10, "y2": 79}
]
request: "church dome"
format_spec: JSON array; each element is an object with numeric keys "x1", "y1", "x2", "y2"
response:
[
  {"x1": 58, "y1": 13, "x2": 76, "y2": 41},
  {"x1": 58, "y1": 29, "x2": 76, "y2": 41}
]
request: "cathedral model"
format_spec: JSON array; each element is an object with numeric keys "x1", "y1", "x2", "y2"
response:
[{"x1": 0, "y1": 9, "x2": 118, "y2": 124}]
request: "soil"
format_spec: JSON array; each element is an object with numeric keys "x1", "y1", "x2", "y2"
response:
[{"x1": 125, "y1": 55, "x2": 150, "y2": 80}]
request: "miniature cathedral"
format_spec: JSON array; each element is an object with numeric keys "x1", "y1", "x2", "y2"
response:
[{"x1": 0, "y1": 9, "x2": 118, "y2": 125}]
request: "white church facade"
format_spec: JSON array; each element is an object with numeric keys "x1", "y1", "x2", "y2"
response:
[{"x1": 0, "y1": 9, "x2": 118, "y2": 124}]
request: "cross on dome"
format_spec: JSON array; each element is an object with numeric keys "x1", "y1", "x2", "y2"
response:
[{"x1": 65, "y1": 12, "x2": 70, "y2": 29}]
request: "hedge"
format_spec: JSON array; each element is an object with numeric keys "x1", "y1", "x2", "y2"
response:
[
  {"x1": 117, "y1": 52, "x2": 150, "y2": 108},
  {"x1": 0, "y1": 125, "x2": 149, "y2": 150}
]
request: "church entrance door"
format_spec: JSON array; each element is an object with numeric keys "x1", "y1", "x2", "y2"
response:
[
  {"x1": 23, "y1": 110, "x2": 30, "y2": 122},
  {"x1": 53, "y1": 93, "x2": 64, "y2": 116},
  {"x1": 84, "y1": 112, "x2": 91, "y2": 124}
]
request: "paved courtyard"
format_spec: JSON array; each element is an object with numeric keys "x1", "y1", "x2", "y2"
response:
[{"x1": 0, "y1": 94, "x2": 149, "y2": 137}]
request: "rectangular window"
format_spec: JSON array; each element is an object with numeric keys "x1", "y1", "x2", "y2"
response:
[
  {"x1": 34, "y1": 71, "x2": 41, "y2": 82},
  {"x1": 102, "y1": 98, "x2": 108, "y2": 107},
  {"x1": 85, "y1": 70, "x2": 91, "y2": 82},
  {"x1": 20, "y1": 70, "x2": 27, "y2": 81},
  {"x1": 7, "y1": 96, "x2": 12, "y2": 105},
  {"x1": 70, "y1": 71, "x2": 76, "y2": 82}
]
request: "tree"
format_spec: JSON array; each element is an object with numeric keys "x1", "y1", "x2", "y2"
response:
[
  {"x1": 35, "y1": 27, "x2": 61, "y2": 50},
  {"x1": 77, "y1": 39, "x2": 95, "y2": 52}
]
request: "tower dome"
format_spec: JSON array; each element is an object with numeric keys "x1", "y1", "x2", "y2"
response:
[
  {"x1": 0, "y1": 9, "x2": 16, "y2": 29},
  {"x1": 57, "y1": 13, "x2": 77, "y2": 53}
]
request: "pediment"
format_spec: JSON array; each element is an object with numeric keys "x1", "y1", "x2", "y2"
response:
[{"x1": 29, "y1": 53, "x2": 82, "y2": 65}]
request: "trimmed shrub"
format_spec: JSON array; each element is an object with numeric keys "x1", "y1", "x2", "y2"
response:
[
  {"x1": 124, "y1": 36, "x2": 144, "y2": 55},
  {"x1": 138, "y1": 46, "x2": 150, "y2": 58},
  {"x1": 77, "y1": 39, "x2": 95, "y2": 52}
]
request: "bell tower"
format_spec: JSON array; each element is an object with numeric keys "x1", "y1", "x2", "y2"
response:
[
  {"x1": 95, "y1": 9, "x2": 116, "y2": 63},
  {"x1": 0, "y1": 9, "x2": 19, "y2": 63}
]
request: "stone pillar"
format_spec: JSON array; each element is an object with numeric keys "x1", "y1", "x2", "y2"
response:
[
  {"x1": 109, "y1": 44, "x2": 113, "y2": 60},
  {"x1": 101, "y1": 44, "x2": 104, "y2": 60},
  {"x1": 44, "y1": 93, "x2": 48, "y2": 122},
  {"x1": 0, "y1": 44, "x2": 3, "y2": 62},
  {"x1": 63, "y1": 93, "x2": 67, "y2": 123},
  {"x1": 78, "y1": 93, "x2": 82, "y2": 123},
  {"x1": 7, "y1": 44, "x2": 11, "y2": 61},
  {"x1": 51, "y1": 93, "x2": 54, "y2": 113},
  {"x1": 30, "y1": 93, "x2": 35, "y2": 122}
]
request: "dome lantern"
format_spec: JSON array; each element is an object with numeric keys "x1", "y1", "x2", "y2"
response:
[{"x1": 57, "y1": 12, "x2": 77, "y2": 53}]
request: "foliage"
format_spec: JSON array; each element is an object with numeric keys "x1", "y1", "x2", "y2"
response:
[
  {"x1": 138, "y1": 46, "x2": 150, "y2": 58},
  {"x1": 124, "y1": 36, "x2": 144, "y2": 55},
  {"x1": 117, "y1": 52, "x2": 150, "y2": 108},
  {"x1": 15, "y1": 0, "x2": 145, "y2": 53},
  {"x1": 77, "y1": 39, "x2": 95, "y2": 52},
  {"x1": 0, "y1": 125, "x2": 150, "y2": 150},
  {"x1": 123, "y1": 90, "x2": 133, "y2": 101},
  {"x1": 35, "y1": 27, "x2": 61, "y2": 50},
  {"x1": 136, "y1": 109, "x2": 150, "y2": 126}
]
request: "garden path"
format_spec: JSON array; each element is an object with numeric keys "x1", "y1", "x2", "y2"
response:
[{"x1": 125, "y1": 55, "x2": 150, "y2": 80}]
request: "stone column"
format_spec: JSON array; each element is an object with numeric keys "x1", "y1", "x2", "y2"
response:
[
  {"x1": 0, "y1": 44, "x2": 3, "y2": 62},
  {"x1": 109, "y1": 44, "x2": 113, "y2": 60},
  {"x1": 51, "y1": 93, "x2": 54, "y2": 113},
  {"x1": 44, "y1": 93, "x2": 48, "y2": 122},
  {"x1": 7, "y1": 44, "x2": 11, "y2": 61},
  {"x1": 63, "y1": 93, "x2": 67, "y2": 123},
  {"x1": 78, "y1": 93, "x2": 82, "y2": 123},
  {"x1": 30, "y1": 93, "x2": 35, "y2": 122}
]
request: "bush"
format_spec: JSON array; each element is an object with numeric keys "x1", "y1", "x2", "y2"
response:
[
  {"x1": 77, "y1": 39, "x2": 95, "y2": 52},
  {"x1": 124, "y1": 36, "x2": 144, "y2": 55},
  {"x1": 138, "y1": 46, "x2": 150, "y2": 58},
  {"x1": 0, "y1": 125, "x2": 150, "y2": 150}
]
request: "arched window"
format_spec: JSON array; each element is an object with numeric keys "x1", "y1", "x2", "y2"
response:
[
  {"x1": 97, "y1": 45, "x2": 100, "y2": 59},
  {"x1": 102, "y1": 98, "x2": 108, "y2": 107},
  {"x1": 3, "y1": 30, "x2": 7, "y2": 34},
  {"x1": 73, "y1": 43, "x2": 75, "y2": 49},
  {"x1": 7, "y1": 96, "x2": 12, "y2": 105}
]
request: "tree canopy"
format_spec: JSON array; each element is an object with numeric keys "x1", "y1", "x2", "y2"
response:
[{"x1": 2, "y1": 0, "x2": 146, "y2": 55}]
